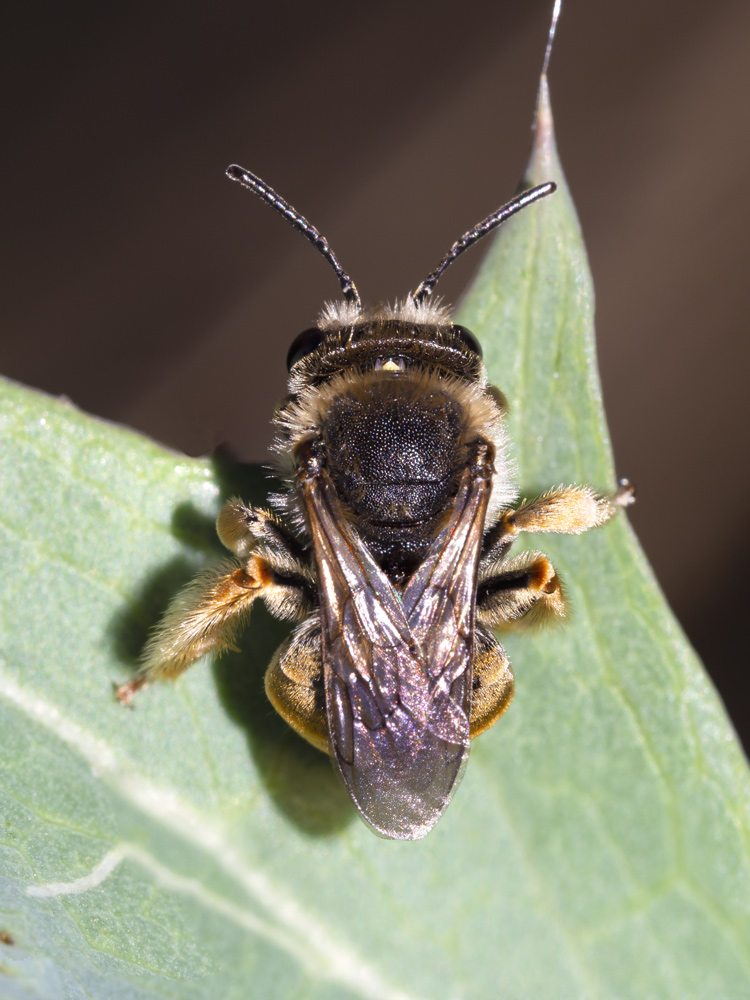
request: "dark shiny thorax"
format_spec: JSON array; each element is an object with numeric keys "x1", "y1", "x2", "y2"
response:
[{"x1": 321, "y1": 373, "x2": 466, "y2": 580}]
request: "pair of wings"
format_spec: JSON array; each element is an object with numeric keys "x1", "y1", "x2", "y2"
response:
[{"x1": 300, "y1": 453, "x2": 492, "y2": 840}]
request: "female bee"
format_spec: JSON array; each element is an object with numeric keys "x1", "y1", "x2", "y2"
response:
[{"x1": 117, "y1": 165, "x2": 632, "y2": 840}]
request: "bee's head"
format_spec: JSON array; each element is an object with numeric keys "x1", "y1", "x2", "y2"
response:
[
  {"x1": 285, "y1": 303, "x2": 485, "y2": 387},
  {"x1": 226, "y1": 163, "x2": 555, "y2": 386}
]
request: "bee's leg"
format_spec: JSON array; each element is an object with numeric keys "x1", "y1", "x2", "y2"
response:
[
  {"x1": 477, "y1": 550, "x2": 566, "y2": 629},
  {"x1": 265, "y1": 621, "x2": 328, "y2": 753},
  {"x1": 470, "y1": 627, "x2": 514, "y2": 738},
  {"x1": 481, "y1": 481, "x2": 634, "y2": 566},
  {"x1": 115, "y1": 551, "x2": 315, "y2": 705},
  {"x1": 217, "y1": 497, "x2": 310, "y2": 564}
]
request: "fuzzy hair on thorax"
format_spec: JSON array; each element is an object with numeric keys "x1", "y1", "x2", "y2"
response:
[{"x1": 271, "y1": 301, "x2": 517, "y2": 535}]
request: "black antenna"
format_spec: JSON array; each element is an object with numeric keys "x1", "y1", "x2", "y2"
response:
[
  {"x1": 226, "y1": 164, "x2": 361, "y2": 309},
  {"x1": 412, "y1": 182, "x2": 556, "y2": 304}
]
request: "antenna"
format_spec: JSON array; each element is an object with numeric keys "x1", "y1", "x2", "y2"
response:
[
  {"x1": 226, "y1": 164, "x2": 361, "y2": 309},
  {"x1": 411, "y1": 182, "x2": 556, "y2": 305}
]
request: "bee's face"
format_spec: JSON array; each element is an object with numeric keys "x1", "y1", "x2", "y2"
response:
[{"x1": 284, "y1": 310, "x2": 486, "y2": 394}]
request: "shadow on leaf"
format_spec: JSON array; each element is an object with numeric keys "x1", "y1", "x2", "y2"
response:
[
  {"x1": 110, "y1": 448, "x2": 354, "y2": 838},
  {"x1": 108, "y1": 554, "x2": 200, "y2": 668},
  {"x1": 209, "y1": 450, "x2": 354, "y2": 838},
  {"x1": 212, "y1": 607, "x2": 353, "y2": 838},
  {"x1": 109, "y1": 497, "x2": 222, "y2": 669}
]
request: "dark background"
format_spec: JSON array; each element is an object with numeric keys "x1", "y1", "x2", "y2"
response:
[{"x1": 5, "y1": 2, "x2": 750, "y2": 744}]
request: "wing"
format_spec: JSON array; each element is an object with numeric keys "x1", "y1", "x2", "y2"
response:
[
  {"x1": 402, "y1": 456, "x2": 492, "y2": 741},
  {"x1": 298, "y1": 444, "x2": 492, "y2": 840}
]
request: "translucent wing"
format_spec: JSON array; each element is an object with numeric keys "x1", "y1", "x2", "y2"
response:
[
  {"x1": 402, "y1": 464, "x2": 492, "y2": 740},
  {"x1": 299, "y1": 448, "x2": 492, "y2": 840}
]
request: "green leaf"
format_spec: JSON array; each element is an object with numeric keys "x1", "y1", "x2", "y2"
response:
[{"x1": 1, "y1": 78, "x2": 749, "y2": 1000}]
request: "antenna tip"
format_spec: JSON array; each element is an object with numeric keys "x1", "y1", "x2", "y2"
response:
[{"x1": 226, "y1": 164, "x2": 243, "y2": 181}]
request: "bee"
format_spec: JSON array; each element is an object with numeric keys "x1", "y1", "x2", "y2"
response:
[{"x1": 117, "y1": 164, "x2": 634, "y2": 840}]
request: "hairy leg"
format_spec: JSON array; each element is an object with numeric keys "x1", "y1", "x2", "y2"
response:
[
  {"x1": 217, "y1": 497, "x2": 310, "y2": 563},
  {"x1": 116, "y1": 547, "x2": 314, "y2": 705},
  {"x1": 477, "y1": 550, "x2": 566, "y2": 629},
  {"x1": 482, "y1": 481, "x2": 634, "y2": 567}
]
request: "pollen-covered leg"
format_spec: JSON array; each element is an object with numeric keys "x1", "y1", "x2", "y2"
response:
[
  {"x1": 482, "y1": 481, "x2": 634, "y2": 565},
  {"x1": 470, "y1": 628, "x2": 514, "y2": 738},
  {"x1": 265, "y1": 621, "x2": 328, "y2": 753},
  {"x1": 477, "y1": 550, "x2": 566, "y2": 629}
]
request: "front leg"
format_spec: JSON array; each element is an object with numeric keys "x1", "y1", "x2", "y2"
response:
[{"x1": 217, "y1": 497, "x2": 310, "y2": 564}]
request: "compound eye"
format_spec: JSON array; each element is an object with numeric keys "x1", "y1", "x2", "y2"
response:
[
  {"x1": 287, "y1": 327, "x2": 325, "y2": 370},
  {"x1": 452, "y1": 324, "x2": 483, "y2": 358}
]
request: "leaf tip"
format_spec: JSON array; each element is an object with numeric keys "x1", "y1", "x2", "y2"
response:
[{"x1": 528, "y1": 73, "x2": 561, "y2": 189}]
